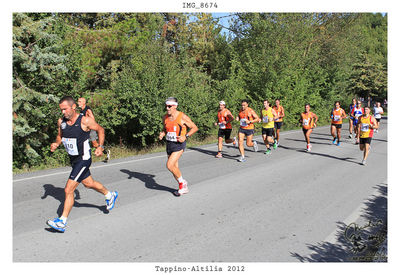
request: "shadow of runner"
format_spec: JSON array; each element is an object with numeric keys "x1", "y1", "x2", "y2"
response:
[
  {"x1": 307, "y1": 151, "x2": 360, "y2": 165},
  {"x1": 120, "y1": 169, "x2": 177, "y2": 196},
  {"x1": 188, "y1": 147, "x2": 240, "y2": 160},
  {"x1": 41, "y1": 184, "x2": 108, "y2": 217},
  {"x1": 290, "y1": 183, "x2": 387, "y2": 262}
]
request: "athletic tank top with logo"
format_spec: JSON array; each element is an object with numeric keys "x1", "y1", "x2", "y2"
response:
[
  {"x1": 273, "y1": 105, "x2": 284, "y2": 122},
  {"x1": 352, "y1": 107, "x2": 364, "y2": 121},
  {"x1": 238, "y1": 108, "x2": 256, "y2": 130},
  {"x1": 301, "y1": 112, "x2": 315, "y2": 129},
  {"x1": 60, "y1": 114, "x2": 91, "y2": 162},
  {"x1": 360, "y1": 115, "x2": 374, "y2": 138},
  {"x1": 331, "y1": 108, "x2": 345, "y2": 124},
  {"x1": 217, "y1": 109, "x2": 233, "y2": 129},
  {"x1": 262, "y1": 108, "x2": 274, "y2": 128},
  {"x1": 164, "y1": 111, "x2": 187, "y2": 143}
]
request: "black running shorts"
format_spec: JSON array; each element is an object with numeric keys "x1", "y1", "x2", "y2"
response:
[
  {"x1": 360, "y1": 137, "x2": 372, "y2": 145},
  {"x1": 166, "y1": 141, "x2": 186, "y2": 155},
  {"x1": 262, "y1": 127, "x2": 274, "y2": 137},
  {"x1": 238, "y1": 128, "x2": 254, "y2": 136},
  {"x1": 218, "y1": 128, "x2": 232, "y2": 139},
  {"x1": 69, "y1": 159, "x2": 92, "y2": 183}
]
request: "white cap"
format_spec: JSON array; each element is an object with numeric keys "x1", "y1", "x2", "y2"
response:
[{"x1": 219, "y1": 101, "x2": 226, "y2": 105}]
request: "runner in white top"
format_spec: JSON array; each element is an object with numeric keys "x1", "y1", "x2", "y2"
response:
[{"x1": 373, "y1": 102, "x2": 384, "y2": 133}]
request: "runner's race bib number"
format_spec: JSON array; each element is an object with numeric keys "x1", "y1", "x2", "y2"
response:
[
  {"x1": 219, "y1": 123, "x2": 226, "y2": 129},
  {"x1": 263, "y1": 116, "x2": 270, "y2": 123},
  {"x1": 361, "y1": 123, "x2": 370, "y2": 132},
  {"x1": 240, "y1": 119, "x2": 248, "y2": 127},
  {"x1": 62, "y1": 137, "x2": 78, "y2": 155},
  {"x1": 334, "y1": 115, "x2": 341, "y2": 122},
  {"x1": 303, "y1": 119, "x2": 309, "y2": 126},
  {"x1": 166, "y1": 132, "x2": 178, "y2": 142}
]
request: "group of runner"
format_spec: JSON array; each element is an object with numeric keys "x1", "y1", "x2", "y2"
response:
[{"x1": 46, "y1": 95, "x2": 384, "y2": 232}]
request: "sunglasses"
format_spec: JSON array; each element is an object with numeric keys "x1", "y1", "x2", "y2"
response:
[{"x1": 166, "y1": 105, "x2": 174, "y2": 109}]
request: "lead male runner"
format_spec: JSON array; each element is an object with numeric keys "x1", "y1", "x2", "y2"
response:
[{"x1": 47, "y1": 96, "x2": 118, "y2": 232}]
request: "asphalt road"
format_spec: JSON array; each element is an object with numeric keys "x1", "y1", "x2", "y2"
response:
[{"x1": 13, "y1": 119, "x2": 387, "y2": 262}]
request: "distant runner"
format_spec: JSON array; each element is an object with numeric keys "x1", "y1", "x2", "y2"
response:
[
  {"x1": 373, "y1": 102, "x2": 384, "y2": 133},
  {"x1": 78, "y1": 97, "x2": 111, "y2": 161},
  {"x1": 260, "y1": 99, "x2": 278, "y2": 155},
  {"x1": 348, "y1": 98, "x2": 357, "y2": 138},
  {"x1": 350, "y1": 100, "x2": 364, "y2": 144},
  {"x1": 159, "y1": 97, "x2": 198, "y2": 196},
  {"x1": 300, "y1": 104, "x2": 318, "y2": 152},
  {"x1": 273, "y1": 99, "x2": 285, "y2": 147},
  {"x1": 357, "y1": 106, "x2": 378, "y2": 165},
  {"x1": 236, "y1": 99, "x2": 260, "y2": 162},
  {"x1": 215, "y1": 101, "x2": 236, "y2": 158},
  {"x1": 330, "y1": 101, "x2": 347, "y2": 146},
  {"x1": 47, "y1": 96, "x2": 118, "y2": 232}
]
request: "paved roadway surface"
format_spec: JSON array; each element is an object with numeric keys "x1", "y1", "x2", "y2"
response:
[{"x1": 13, "y1": 119, "x2": 387, "y2": 262}]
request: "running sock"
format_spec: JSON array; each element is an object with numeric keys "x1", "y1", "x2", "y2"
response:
[
  {"x1": 177, "y1": 176, "x2": 184, "y2": 183},
  {"x1": 60, "y1": 216, "x2": 67, "y2": 224},
  {"x1": 105, "y1": 191, "x2": 112, "y2": 200}
]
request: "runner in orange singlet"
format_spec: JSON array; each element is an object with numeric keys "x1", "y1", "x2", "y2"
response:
[
  {"x1": 299, "y1": 104, "x2": 318, "y2": 152},
  {"x1": 214, "y1": 101, "x2": 236, "y2": 158},
  {"x1": 357, "y1": 106, "x2": 377, "y2": 165},
  {"x1": 273, "y1": 99, "x2": 285, "y2": 147},
  {"x1": 159, "y1": 97, "x2": 198, "y2": 196},
  {"x1": 330, "y1": 101, "x2": 347, "y2": 146},
  {"x1": 236, "y1": 99, "x2": 260, "y2": 162}
]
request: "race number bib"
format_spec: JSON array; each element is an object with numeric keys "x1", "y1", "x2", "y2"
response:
[
  {"x1": 303, "y1": 119, "x2": 309, "y2": 126},
  {"x1": 219, "y1": 123, "x2": 226, "y2": 129},
  {"x1": 334, "y1": 115, "x2": 341, "y2": 122},
  {"x1": 240, "y1": 119, "x2": 248, "y2": 127},
  {"x1": 262, "y1": 116, "x2": 270, "y2": 123},
  {"x1": 62, "y1": 137, "x2": 78, "y2": 155},
  {"x1": 361, "y1": 123, "x2": 370, "y2": 132},
  {"x1": 166, "y1": 132, "x2": 178, "y2": 142}
]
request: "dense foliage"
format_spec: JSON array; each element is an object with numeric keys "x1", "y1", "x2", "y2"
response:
[{"x1": 12, "y1": 13, "x2": 387, "y2": 169}]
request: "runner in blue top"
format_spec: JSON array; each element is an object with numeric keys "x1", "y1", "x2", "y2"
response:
[{"x1": 350, "y1": 100, "x2": 364, "y2": 144}]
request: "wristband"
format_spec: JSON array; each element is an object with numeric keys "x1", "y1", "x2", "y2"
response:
[
  {"x1": 185, "y1": 134, "x2": 190, "y2": 138},
  {"x1": 99, "y1": 145, "x2": 105, "y2": 149}
]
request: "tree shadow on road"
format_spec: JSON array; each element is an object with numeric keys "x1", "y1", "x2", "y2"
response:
[
  {"x1": 120, "y1": 169, "x2": 178, "y2": 196},
  {"x1": 41, "y1": 184, "x2": 109, "y2": 217},
  {"x1": 290, "y1": 183, "x2": 387, "y2": 262}
]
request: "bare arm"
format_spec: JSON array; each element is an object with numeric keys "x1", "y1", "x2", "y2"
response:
[
  {"x1": 50, "y1": 118, "x2": 63, "y2": 152},
  {"x1": 178, "y1": 114, "x2": 198, "y2": 142},
  {"x1": 85, "y1": 109, "x2": 96, "y2": 122}
]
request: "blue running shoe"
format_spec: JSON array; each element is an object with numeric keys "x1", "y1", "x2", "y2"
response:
[
  {"x1": 337, "y1": 141, "x2": 341, "y2": 146},
  {"x1": 47, "y1": 217, "x2": 66, "y2": 232},
  {"x1": 332, "y1": 138, "x2": 337, "y2": 144},
  {"x1": 106, "y1": 191, "x2": 118, "y2": 210}
]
